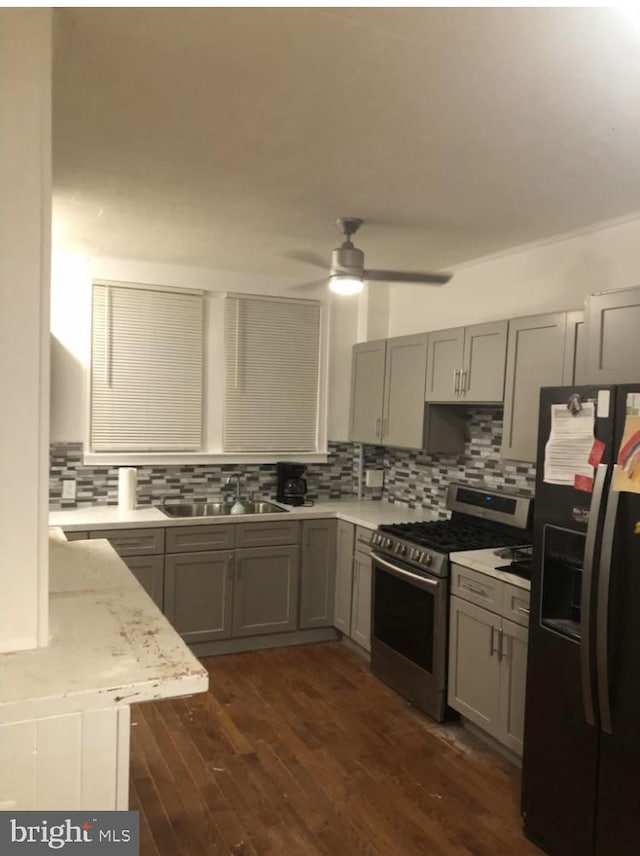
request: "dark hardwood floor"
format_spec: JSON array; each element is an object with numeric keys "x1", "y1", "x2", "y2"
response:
[{"x1": 130, "y1": 643, "x2": 542, "y2": 855}]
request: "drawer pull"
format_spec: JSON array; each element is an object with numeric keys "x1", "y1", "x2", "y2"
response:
[
  {"x1": 516, "y1": 606, "x2": 530, "y2": 615},
  {"x1": 463, "y1": 583, "x2": 487, "y2": 597}
]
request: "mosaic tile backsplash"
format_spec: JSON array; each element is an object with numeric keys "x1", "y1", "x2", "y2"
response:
[{"x1": 49, "y1": 409, "x2": 536, "y2": 513}]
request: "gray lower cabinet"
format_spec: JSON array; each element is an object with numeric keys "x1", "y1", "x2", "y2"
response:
[
  {"x1": 350, "y1": 549, "x2": 372, "y2": 652},
  {"x1": 233, "y1": 545, "x2": 299, "y2": 637},
  {"x1": 448, "y1": 568, "x2": 530, "y2": 756},
  {"x1": 501, "y1": 312, "x2": 568, "y2": 462},
  {"x1": 448, "y1": 596, "x2": 502, "y2": 736},
  {"x1": 125, "y1": 555, "x2": 165, "y2": 610},
  {"x1": 299, "y1": 519, "x2": 337, "y2": 629},
  {"x1": 334, "y1": 520, "x2": 355, "y2": 634},
  {"x1": 164, "y1": 550, "x2": 234, "y2": 643},
  {"x1": 584, "y1": 285, "x2": 640, "y2": 383}
]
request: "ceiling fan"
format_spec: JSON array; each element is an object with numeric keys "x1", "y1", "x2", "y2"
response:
[{"x1": 297, "y1": 217, "x2": 453, "y2": 295}]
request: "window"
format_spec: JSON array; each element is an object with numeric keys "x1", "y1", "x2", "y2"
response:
[
  {"x1": 90, "y1": 282, "x2": 204, "y2": 452},
  {"x1": 223, "y1": 294, "x2": 321, "y2": 452}
]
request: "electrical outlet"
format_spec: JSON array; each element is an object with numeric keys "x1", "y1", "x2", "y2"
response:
[
  {"x1": 365, "y1": 469, "x2": 384, "y2": 489},
  {"x1": 62, "y1": 480, "x2": 76, "y2": 500}
]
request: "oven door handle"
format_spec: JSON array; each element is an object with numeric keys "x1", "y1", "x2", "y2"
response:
[{"x1": 373, "y1": 554, "x2": 439, "y2": 588}]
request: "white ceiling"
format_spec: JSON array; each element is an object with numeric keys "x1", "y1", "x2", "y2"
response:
[{"x1": 52, "y1": 7, "x2": 640, "y2": 286}]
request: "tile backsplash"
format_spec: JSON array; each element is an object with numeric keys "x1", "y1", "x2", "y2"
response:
[{"x1": 49, "y1": 409, "x2": 536, "y2": 515}]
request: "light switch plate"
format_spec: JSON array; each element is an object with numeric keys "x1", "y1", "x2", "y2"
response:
[
  {"x1": 62, "y1": 480, "x2": 76, "y2": 500},
  {"x1": 365, "y1": 469, "x2": 384, "y2": 488}
]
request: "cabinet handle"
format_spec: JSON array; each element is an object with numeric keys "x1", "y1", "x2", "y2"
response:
[
  {"x1": 516, "y1": 606, "x2": 530, "y2": 616},
  {"x1": 375, "y1": 417, "x2": 381, "y2": 438},
  {"x1": 453, "y1": 369, "x2": 461, "y2": 394},
  {"x1": 463, "y1": 582, "x2": 487, "y2": 597},
  {"x1": 460, "y1": 370, "x2": 468, "y2": 395},
  {"x1": 500, "y1": 628, "x2": 508, "y2": 661}
]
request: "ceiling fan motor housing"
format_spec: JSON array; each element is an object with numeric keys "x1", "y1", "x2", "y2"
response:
[{"x1": 331, "y1": 244, "x2": 364, "y2": 278}]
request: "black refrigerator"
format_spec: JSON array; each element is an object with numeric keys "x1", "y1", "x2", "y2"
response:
[{"x1": 522, "y1": 384, "x2": 640, "y2": 856}]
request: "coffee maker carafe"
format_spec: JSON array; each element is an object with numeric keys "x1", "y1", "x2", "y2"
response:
[{"x1": 276, "y1": 462, "x2": 308, "y2": 506}]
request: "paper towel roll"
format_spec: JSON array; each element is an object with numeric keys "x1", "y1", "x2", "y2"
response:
[{"x1": 118, "y1": 467, "x2": 137, "y2": 512}]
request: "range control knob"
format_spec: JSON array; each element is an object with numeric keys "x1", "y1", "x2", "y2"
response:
[
  {"x1": 397, "y1": 544, "x2": 407, "y2": 556},
  {"x1": 424, "y1": 553, "x2": 433, "y2": 566}
]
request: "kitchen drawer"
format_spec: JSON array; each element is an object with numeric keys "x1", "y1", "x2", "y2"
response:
[
  {"x1": 89, "y1": 527, "x2": 165, "y2": 557},
  {"x1": 355, "y1": 525, "x2": 374, "y2": 555},
  {"x1": 450, "y1": 563, "x2": 502, "y2": 615},
  {"x1": 502, "y1": 582, "x2": 531, "y2": 628},
  {"x1": 64, "y1": 530, "x2": 89, "y2": 541},
  {"x1": 165, "y1": 524, "x2": 235, "y2": 554},
  {"x1": 235, "y1": 520, "x2": 299, "y2": 548}
]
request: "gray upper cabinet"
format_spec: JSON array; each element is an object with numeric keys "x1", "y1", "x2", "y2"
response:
[
  {"x1": 233, "y1": 545, "x2": 299, "y2": 637},
  {"x1": 563, "y1": 310, "x2": 587, "y2": 385},
  {"x1": 164, "y1": 550, "x2": 234, "y2": 643},
  {"x1": 501, "y1": 312, "x2": 568, "y2": 462},
  {"x1": 425, "y1": 321, "x2": 507, "y2": 404},
  {"x1": 585, "y1": 286, "x2": 640, "y2": 383},
  {"x1": 462, "y1": 321, "x2": 508, "y2": 403},
  {"x1": 349, "y1": 339, "x2": 386, "y2": 445},
  {"x1": 425, "y1": 328, "x2": 465, "y2": 402},
  {"x1": 350, "y1": 334, "x2": 428, "y2": 449},
  {"x1": 299, "y1": 519, "x2": 337, "y2": 629},
  {"x1": 382, "y1": 333, "x2": 429, "y2": 448},
  {"x1": 334, "y1": 520, "x2": 355, "y2": 634}
]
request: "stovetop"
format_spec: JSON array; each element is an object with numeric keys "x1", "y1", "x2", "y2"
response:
[
  {"x1": 495, "y1": 544, "x2": 533, "y2": 581},
  {"x1": 377, "y1": 519, "x2": 527, "y2": 554}
]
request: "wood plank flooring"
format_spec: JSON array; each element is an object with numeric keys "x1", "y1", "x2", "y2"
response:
[{"x1": 130, "y1": 642, "x2": 543, "y2": 855}]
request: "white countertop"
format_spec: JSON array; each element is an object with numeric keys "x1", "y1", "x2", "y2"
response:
[
  {"x1": 450, "y1": 547, "x2": 531, "y2": 591},
  {"x1": 49, "y1": 499, "x2": 440, "y2": 532},
  {"x1": 0, "y1": 537, "x2": 208, "y2": 724}
]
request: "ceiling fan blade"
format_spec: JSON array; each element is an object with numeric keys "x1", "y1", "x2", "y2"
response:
[
  {"x1": 364, "y1": 269, "x2": 452, "y2": 286},
  {"x1": 290, "y1": 277, "x2": 329, "y2": 293},
  {"x1": 285, "y1": 250, "x2": 327, "y2": 269}
]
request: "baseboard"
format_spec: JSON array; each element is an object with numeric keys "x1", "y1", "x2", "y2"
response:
[
  {"x1": 190, "y1": 626, "x2": 340, "y2": 658},
  {"x1": 461, "y1": 717, "x2": 522, "y2": 768}
]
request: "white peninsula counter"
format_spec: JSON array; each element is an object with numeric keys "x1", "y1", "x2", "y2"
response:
[{"x1": 0, "y1": 535, "x2": 208, "y2": 811}]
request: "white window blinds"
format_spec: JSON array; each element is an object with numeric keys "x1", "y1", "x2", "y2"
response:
[
  {"x1": 224, "y1": 295, "x2": 321, "y2": 452},
  {"x1": 91, "y1": 283, "x2": 204, "y2": 452}
]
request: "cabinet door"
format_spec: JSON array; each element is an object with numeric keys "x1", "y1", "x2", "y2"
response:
[
  {"x1": 382, "y1": 333, "x2": 428, "y2": 448},
  {"x1": 233, "y1": 545, "x2": 299, "y2": 637},
  {"x1": 448, "y1": 595, "x2": 501, "y2": 738},
  {"x1": 299, "y1": 520, "x2": 337, "y2": 629},
  {"x1": 462, "y1": 320, "x2": 508, "y2": 403},
  {"x1": 585, "y1": 286, "x2": 640, "y2": 383},
  {"x1": 349, "y1": 340, "x2": 386, "y2": 444},
  {"x1": 350, "y1": 550, "x2": 372, "y2": 652},
  {"x1": 425, "y1": 327, "x2": 465, "y2": 403},
  {"x1": 501, "y1": 312, "x2": 567, "y2": 462},
  {"x1": 334, "y1": 520, "x2": 355, "y2": 634},
  {"x1": 499, "y1": 618, "x2": 529, "y2": 756},
  {"x1": 124, "y1": 555, "x2": 164, "y2": 610},
  {"x1": 563, "y1": 310, "x2": 587, "y2": 385},
  {"x1": 164, "y1": 550, "x2": 234, "y2": 643}
]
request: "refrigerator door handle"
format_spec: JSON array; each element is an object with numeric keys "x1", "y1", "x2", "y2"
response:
[
  {"x1": 580, "y1": 463, "x2": 608, "y2": 726},
  {"x1": 596, "y1": 470, "x2": 619, "y2": 735}
]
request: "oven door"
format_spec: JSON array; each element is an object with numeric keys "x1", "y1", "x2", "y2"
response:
[{"x1": 370, "y1": 552, "x2": 448, "y2": 720}]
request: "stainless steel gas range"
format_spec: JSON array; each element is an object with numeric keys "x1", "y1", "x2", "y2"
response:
[{"x1": 370, "y1": 484, "x2": 533, "y2": 721}]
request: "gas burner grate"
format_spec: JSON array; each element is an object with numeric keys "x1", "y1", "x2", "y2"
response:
[{"x1": 378, "y1": 520, "x2": 526, "y2": 553}]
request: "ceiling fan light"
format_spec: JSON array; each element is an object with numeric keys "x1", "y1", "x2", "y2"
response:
[{"x1": 329, "y1": 274, "x2": 364, "y2": 296}]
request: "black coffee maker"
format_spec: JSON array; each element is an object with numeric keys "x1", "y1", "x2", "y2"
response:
[{"x1": 276, "y1": 462, "x2": 308, "y2": 506}]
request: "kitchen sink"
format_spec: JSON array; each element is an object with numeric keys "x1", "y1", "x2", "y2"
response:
[{"x1": 160, "y1": 500, "x2": 287, "y2": 518}]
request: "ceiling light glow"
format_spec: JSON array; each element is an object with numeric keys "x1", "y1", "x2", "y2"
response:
[{"x1": 329, "y1": 275, "x2": 364, "y2": 296}]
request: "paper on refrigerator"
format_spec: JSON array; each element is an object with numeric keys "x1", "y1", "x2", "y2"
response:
[
  {"x1": 543, "y1": 402, "x2": 595, "y2": 486},
  {"x1": 613, "y1": 393, "x2": 640, "y2": 494}
]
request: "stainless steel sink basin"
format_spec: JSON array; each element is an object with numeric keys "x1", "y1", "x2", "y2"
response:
[{"x1": 160, "y1": 500, "x2": 286, "y2": 518}]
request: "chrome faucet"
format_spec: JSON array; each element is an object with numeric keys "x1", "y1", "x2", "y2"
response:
[{"x1": 224, "y1": 473, "x2": 243, "y2": 504}]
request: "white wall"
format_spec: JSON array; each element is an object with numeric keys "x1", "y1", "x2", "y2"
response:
[
  {"x1": 388, "y1": 213, "x2": 640, "y2": 335},
  {"x1": 0, "y1": 10, "x2": 51, "y2": 652}
]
